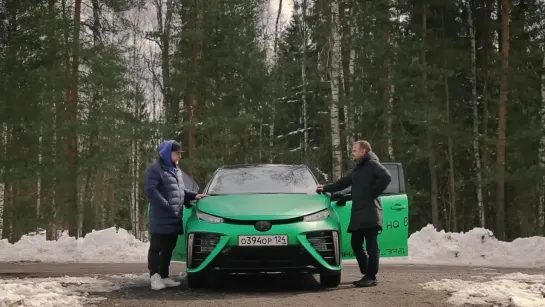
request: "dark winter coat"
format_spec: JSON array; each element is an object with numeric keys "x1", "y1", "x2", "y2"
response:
[
  {"x1": 323, "y1": 151, "x2": 391, "y2": 232},
  {"x1": 144, "y1": 140, "x2": 197, "y2": 235}
]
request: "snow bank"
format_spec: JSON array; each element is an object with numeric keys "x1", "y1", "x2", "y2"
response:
[
  {"x1": 0, "y1": 274, "x2": 148, "y2": 307},
  {"x1": 1, "y1": 224, "x2": 544, "y2": 268},
  {"x1": 0, "y1": 227, "x2": 149, "y2": 263},
  {"x1": 421, "y1": 273, "x2": 545, "y2": 307},
  {"x1": 382, "y1": 224, "x2": 545, "y2": 268}
]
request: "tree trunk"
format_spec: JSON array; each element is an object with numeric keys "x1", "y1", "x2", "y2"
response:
[
  {"x1": 64, "y1": 0, "x2": 81, "y2": 237},
  {"x1": 185, "y1": 0, "x2": 200, "y2": 176},
  {"x1": 422, "y1": 3, "x2": 439, "y2": 230},
  {"x1": 495, "y1": 0, "x2": 509, "y2": 240},
  {"x1": 80, "y1": 0, "x2": 102, "y2": 237},
  {"x1": 269, "y1": 0, "x2": 283, "y2": 162},
  {"x1": 466, "y1": 0, "x2": 485, "y2": 228},
  {"x1": 329, "y1": 0, "x2": 343, "y2": 180},
  {"x1": 481, "y1": 0, "x2": 493, "y2": 226},
  {"x1": 347, "y1": 2, "x2": 357, "y2": 147},
  {"x1": 383, "y1": 22, "x2": 394, "y2": 161},
  {"x1": 300, "y1": 0, "x2": 309, "y2": 160},
  {"x1": 0, "y1": 123, "x2": 5, "y2": 239},
  {"x1": 37, "y1": 128, "x2": 42, "y2": 233},
  {"x1": 538, "y1": 49, "x2": 545, "y2": 231},
  {"x1": 441, "y1": 8, "x2": 457, "y2": 231},
  {"x1": 162, "y1": 0, "x2": 177, "y2": 125}
]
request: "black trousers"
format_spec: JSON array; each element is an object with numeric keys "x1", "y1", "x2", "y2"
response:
[
  {"x1": 350, "y1": 227, "x2": 380, "y2": 280},
  {"x1": 148, "y1": 234, "x2": 179, "y2": 278}
]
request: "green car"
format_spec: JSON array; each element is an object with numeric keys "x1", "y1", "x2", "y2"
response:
[{"x1": 148, "y1": 163, "x2": 409, "y2": 288}]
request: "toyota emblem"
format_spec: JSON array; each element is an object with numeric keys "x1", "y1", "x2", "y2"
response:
[{"x1": 255, "y1": 221, "x2": 272, "y2": 232}]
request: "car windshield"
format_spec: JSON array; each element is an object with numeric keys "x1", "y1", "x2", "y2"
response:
[{"x1": 206, "y1": 165, "x2": 318, "y2": 195}]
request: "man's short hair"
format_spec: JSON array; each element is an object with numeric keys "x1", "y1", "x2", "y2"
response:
[{"x1": 354, "y1": 140, "x2": 372, "y2": 152}]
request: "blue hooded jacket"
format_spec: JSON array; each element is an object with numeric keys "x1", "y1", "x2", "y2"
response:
[{"x1": 144, "y1": 140, "x2": 197, "y2": 235}]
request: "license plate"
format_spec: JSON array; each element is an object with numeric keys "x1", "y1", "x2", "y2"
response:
[{"x1": 238, "y1": 235, "x2": 288, "y2": 246}]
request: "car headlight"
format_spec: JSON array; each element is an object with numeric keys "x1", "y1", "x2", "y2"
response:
[
  {"x1": 196, "y1": 210, "x2": 224, "y2": 223},
  {"x1": 303, "y1": 209, "x2": 330, "y2": 222}
]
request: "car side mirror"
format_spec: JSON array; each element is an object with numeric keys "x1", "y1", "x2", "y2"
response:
[
  {"x1": 331, "y1": 192, "x2": 350, "y2": 204},
  {"x1": 183, "y1": 199, "x2": 197, "y2": 209}
]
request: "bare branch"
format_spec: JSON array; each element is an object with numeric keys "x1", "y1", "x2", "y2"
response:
[{"x1": 145, "y1": 57, "x2": 164, "y2": 95}]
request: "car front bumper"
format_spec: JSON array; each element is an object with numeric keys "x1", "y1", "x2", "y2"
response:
[{"x1": 185, "y1": 217, "x2": 342, "y2": 274}]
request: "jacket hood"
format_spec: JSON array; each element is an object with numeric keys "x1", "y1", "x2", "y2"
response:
[
  {"x1": 368, "y1": 151, "x2": 380, "y2": 161},
  {"x1": 356, "y1": 151, "x2": 380, "y2": 165},
  {"x1": 157, "y1": 140, "x2": 175, "y2": 171}
]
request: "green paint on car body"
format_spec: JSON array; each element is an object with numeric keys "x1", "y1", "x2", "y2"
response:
[{"x1": 146, "y1": 163, "x2": 409, "y2": 288}]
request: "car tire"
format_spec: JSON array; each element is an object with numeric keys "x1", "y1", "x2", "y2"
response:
[
  {"x1": 319, "y1": 272, "x2": 341, "y2": 288},
  {"x1": 186, "y1": 273, "x2": 207, "y2": 289}
]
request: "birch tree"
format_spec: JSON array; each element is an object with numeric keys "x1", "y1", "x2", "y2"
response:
[
  {"x1": 383, "y1": 1, "x2": 394, "y2": 161},
  {"x1": 539, "y1": 47, "x2": 545, "y2": 229},
  {"x1": 0, "y1": 124, "x2": 4, "y2": 238},
  {"x1": 441, "y1": 7, "x2": 457, "y2": 231},
  {"x1": 329, "y1": 0, "x2": 343, "y2": 180},
  {"x1": 465, "y1": 0, "x2": 484, "y2": 227},
  {"x1": 346, "y1": 2, "x2": 357, "y2": 151},
  {"x1": 298, "y1": 0, "x2": 309, "y2": 158},
  {"x1": 270, "y1": 0, "x2": 283, "y2": 162}
]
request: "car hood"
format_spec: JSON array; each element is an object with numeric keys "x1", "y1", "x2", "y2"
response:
[{"x1": 196, "y1": 194, "x2": 330, "y2": 220}]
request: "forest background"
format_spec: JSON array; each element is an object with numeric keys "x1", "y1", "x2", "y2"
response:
[{"x1": 1, "y1": 0, "x2": 544, "y2": 243}]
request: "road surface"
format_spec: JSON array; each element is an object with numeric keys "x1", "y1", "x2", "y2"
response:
[{"x1": 1, "y1": 262, "x2": 541, "y2": 307}]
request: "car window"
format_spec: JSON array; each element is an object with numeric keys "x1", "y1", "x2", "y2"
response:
[
  {"x1": 383, "y1": 164, "x2": 399, "y2": 194},
  {"x1": 338, "y1": 163, "x2": 400, "y2": 195},
  {"x1": 206, "y1": 165, "x2": 318, "y2": 195},
  {"x1": 181, "y1": 170, "x2": 199, "y2": 192}
]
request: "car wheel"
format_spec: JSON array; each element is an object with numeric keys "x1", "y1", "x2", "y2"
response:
[
  {"x1": 319, "y1": 272, "x2": 341, "y2": 288},
  {"x1": 186, "y1": 273, "x2": 207, "y2": 289}
]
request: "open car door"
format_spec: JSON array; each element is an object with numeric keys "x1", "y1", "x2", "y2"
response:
[
  {"x1": 146, "y1": 170, "x2": 200, "y2": 262},
  {"x1": 329, "y1": 163, "x2": 409, "y2": 259}
]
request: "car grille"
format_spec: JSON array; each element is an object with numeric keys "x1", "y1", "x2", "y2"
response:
[
  {"x1": 188, "y1": 233, "x2": 221, "y2": 268},
  {"x1": 222, "y1": 217, "x2": 303, "y2": 225},
  {"x1": 306, "y1": 231, "x2": 338, "y2": 266},
  {"x1": 210, "y1": 246, "x2": 318, "y2": 271}
]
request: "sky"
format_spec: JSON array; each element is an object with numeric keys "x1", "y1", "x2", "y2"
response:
[{"x1": 270, "y1": 0, "x2": 294, "y2": 25}]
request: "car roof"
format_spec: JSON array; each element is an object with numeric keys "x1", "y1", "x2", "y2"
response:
[{"x1": 216, "y1": 163, "x2": 308, "y2": 170}]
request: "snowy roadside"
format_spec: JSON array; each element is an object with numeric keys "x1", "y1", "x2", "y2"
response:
[
  {"x1": 1, "y1": 225, "x2": 545, "y2": 307},
  {"x1": 0, "y1": 274, "x2": 150, "y2": 307},
  {"x1": 0, "y1": 228, "x2": 148, "y2": 263},
  {"x1": 422, "y1": 272, "x2": 545, "y2": 307},
  {"x1": 1, "y1": 224, "x2": 544, "y2": 269},
  {"x1": 381, "y1": 225, "x2": 545, "y2": 268}
]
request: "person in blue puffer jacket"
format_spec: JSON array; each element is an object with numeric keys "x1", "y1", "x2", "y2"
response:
[{"x1": 144, "y1": 140, "x2": 208, "y2": 290}]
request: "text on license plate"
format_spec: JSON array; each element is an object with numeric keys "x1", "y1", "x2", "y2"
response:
[{"x1": 238, "y1": 235, "x2": 288, "y2": 246}]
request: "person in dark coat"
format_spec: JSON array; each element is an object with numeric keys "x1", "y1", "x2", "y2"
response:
[
  {"x1": 144, "y1": 140, "x2": 208, "y2": 290},
  {"x1": 317, "y1": 140, "x2": 391, "y2": 287}
]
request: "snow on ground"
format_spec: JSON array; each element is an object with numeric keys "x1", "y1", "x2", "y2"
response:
[
  {"x1": 1, "y1": 224, "x2": 545, "y2": 269},
  {"x1": 381, "y1": 224, "x2": 545, "y2": 268},
  {"x1": 0, "y1": 228, "x2": 149, "y2": 263},
  {"x1": 0, "y1": 274, "x2": 149, "y2": 307},
  {"x1": 421, "y1": 273, "x2": 545, "y2": 307}
]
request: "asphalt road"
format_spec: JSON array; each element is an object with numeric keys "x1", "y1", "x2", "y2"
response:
[{"x1": 1, "y1": 262, "x2": 541, "y2": 307}]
